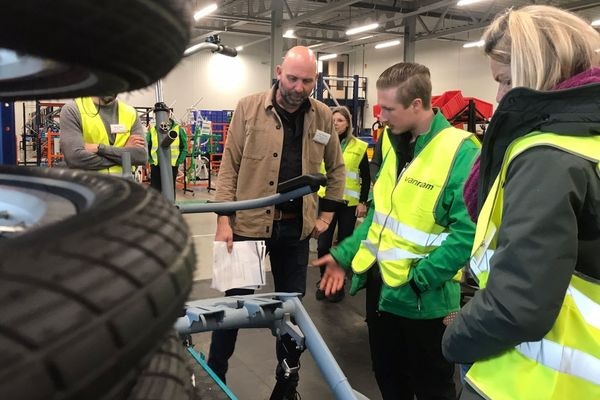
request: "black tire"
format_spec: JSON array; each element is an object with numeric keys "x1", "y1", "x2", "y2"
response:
[
  {"x1": 127, "y1": 332, "x2": 197, "y2": 400},
  {"x1": 0, "y1": 166, "x2": 195, "y2": 400},
  {"x1": 0, "y1": 0, "x2": 192, "y2": 101}
]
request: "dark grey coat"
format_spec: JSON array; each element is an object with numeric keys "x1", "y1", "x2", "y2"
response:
[{"x1": 442, "y1": 83, "x2": 600, "y2": 399}]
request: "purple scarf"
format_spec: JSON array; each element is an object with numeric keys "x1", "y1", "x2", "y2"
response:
[{"x1": 462, "y1": 67, "x2": 600, "y2": 222}]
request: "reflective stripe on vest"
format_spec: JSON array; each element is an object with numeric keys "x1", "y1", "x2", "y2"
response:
[
  {"x1": 75, "y1": 97, "x2": 137, "y2": 174},
  {"x1": 466, "y1": 132, "x2": 600, "y2": 399},
  {"x1": 149, "y1": 124, "x2": 181, "y2": 166},
  {"x1": 351, "y1": 126, "x2": 475, "y2": 287},
  {"x1": 318, "y1": 137, "x2": 368, "y2": 205}
]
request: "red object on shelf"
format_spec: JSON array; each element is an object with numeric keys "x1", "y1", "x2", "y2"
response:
[
  {"x1": 432, "y1": 90, "x2": 493, "y2": 121},
  {"x1": 372, "y1": 104, "x2": 381, "y2": 119}
]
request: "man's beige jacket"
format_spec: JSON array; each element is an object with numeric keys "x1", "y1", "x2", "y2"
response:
[{"x1": 215, "y1": 86, "x2": 345, "y2": 239}]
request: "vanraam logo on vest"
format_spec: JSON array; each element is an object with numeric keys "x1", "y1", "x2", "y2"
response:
[{"x1": 404, "y1": 176, "x2": 434, "y2": 190}]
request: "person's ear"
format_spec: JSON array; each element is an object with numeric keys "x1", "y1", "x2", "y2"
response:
[
  {"x1": 412, "y1": 98, "x2": 423, "y2": 111},
  {"x1": 275, "y1": 65, "x2": 282, "y2": 79}
]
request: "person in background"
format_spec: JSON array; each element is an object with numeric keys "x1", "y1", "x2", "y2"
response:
[
  {"x1": 313, "y1": 62, "x2": 480, "y2": 399},
  {"x1": 146, "y1": 110, "x2": 188, "y2": 193},
  {"x1": 61, "y1": 95, "x2": 146, "y2": 173},
  {"x1": 316, "y1": 106, "x2": 370, "y2": 302},
  {"x1": 442, "y1": 5, "x2": 600, "y2": 399},
  {"x1": 209, "y1": 45, "x2": 345, "y2": 400}
]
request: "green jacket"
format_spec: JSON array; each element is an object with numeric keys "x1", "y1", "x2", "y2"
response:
[{"x1": 330, "y1": 112, "x2": 479, "y2": 319}]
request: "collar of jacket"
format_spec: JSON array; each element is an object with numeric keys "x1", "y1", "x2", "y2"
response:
[
  {"x1": 412, "y1": 109, "x2": 452, "y2": 156},
  {"x1": 478, "y1": 83, "x2": 600, "y2": 210}
]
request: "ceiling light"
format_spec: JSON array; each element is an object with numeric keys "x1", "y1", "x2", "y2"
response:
[
  {"x1": 318, "y1": 54, "x2": 338, "y2": 61},
  {"x1": 193, "y1": 3, "x2": 217, "y2": 21},
  {"x1": 375, "y1": 40, "x2": 401, "y2": 49},
  {"x1": 346, "y1": 23, "x2": 379, "y2": 36},
  {"x1": 457, "y1": 0, "x2": 483, "y2": 6},
  {"x1": 358, "y1": 35, "x2": 374, "y2": 40},
  {"x1": 463, "y1": 40, "x2": 484, "y2": 48},
  {"x1": 283, "y1": 29, "x2": 295, "y2": 38},
  {"x1": 308, "y1": 43, "x2": 324, "y2": 49},
  {"x1": 235, "y1": 46, "x2": 244, "y2": 52},
  {"x1": 592, "y1": 19, "x2": 600, "y2": 27}
]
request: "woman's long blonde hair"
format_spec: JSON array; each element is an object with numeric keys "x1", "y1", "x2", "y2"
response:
[{"x1": 483, "y1": 5, "x2": 600, "y2": 90}]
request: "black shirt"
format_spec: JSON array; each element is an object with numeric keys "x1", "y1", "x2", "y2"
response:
[
  {"x1": 272, "y1": 88, "x2": 310, "y2": 212},
  {"x1": 370, "y1": 129, "x2": 415, "y2": 180}
]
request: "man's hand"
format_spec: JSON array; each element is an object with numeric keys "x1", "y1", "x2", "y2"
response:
[
  {"x1": 312, "y1": 254, "x2": 346, "y2": 296},
  {"x1": 215, "y1": 215, "x2": 234, "y2": 253},
  {"x1": 84, "y1": 143, "x2": 99, "y2": 153},
  {"x1": 355, "y1": 203, "x2": 368, "y2": 218},
  {"x1": 125, "y1": 135, "x2": 146, "y2": 149},
  {"x1": 312, "y1": 211, "x2": 334, "y2": 239}
]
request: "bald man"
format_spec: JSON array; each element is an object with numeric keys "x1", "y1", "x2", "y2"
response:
[{"x1": 209, "y1": 46, "x2": 345, "y2": 399}]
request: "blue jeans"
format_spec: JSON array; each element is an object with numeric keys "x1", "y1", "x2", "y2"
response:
[{"x1": 207, "y1": 218, "x2": 309, "y2": 383}]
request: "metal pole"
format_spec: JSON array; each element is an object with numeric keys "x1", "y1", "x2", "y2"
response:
[
  {"x1": 352, "y1": 74, "x2": 359, "y2": 135},
  {"x1": 154, "y1": 79, "x2": 175, "y2": 202}
]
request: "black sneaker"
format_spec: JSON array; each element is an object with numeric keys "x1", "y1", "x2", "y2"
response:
[
  {"x1": 327, "y1": 285, "x2": 345, "y2": 303},
  {"x1": 315, "y1": 280, "x2": 326, "y2": 301},
  {"x1": 270, "y1": 380, "x2": 301, "y2": 400}
]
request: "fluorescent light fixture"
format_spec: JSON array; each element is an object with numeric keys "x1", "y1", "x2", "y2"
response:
[
  {"x1": 457, "y1": 0, "x2": 483, "y2": 6},
  {"x1": 375, "y1": 40, "x2": 401, "y2": 49},
  {"x1": 308, "y1": 43, "x2": 324, "y2": 49},
  {"x1": 283, "y1": 29, "x2": 295, "y2": 38},
  {"x1": 358, "y1": 35, "x2": 374, "y2": 40},
  {"x1": 318, "y1": 53, "x2": 338, "y2": 61},
  {"x1": 235, "y1": 46, "x2": 244, "y2": 52},
  {"x1": 346, "y1": 23, "x2": 379, "y2": 36},
  {"x1": 463, "y1": 40, "x2": 485, "y2": 48},
  {"x1": 193, "y1": 3, "x2": 217, "y2": 21},
  {"x1": 592, "y1": 19, "x2": 600, "y2": 27}
]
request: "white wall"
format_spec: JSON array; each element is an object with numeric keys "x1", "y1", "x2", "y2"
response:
[
  {"x1": 351, "y1": 39, "x2": 499, "y2": 128},
  {"x1": 14, "y1": 37, "x2": 499, "y2": 142},
  {"x1": 118, "y1": 38, "x2": 272, "y2": 121}
]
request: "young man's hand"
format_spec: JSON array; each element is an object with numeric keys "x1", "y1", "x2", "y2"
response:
[{"x1": 312, "y1": 254, "x2": 345, "y2": 296}]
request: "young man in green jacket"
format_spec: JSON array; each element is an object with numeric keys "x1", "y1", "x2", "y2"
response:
[{"x1": 313, "y1": 62, "x2": 479, "y2": 399}]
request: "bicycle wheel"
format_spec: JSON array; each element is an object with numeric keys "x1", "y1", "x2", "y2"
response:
[
  {"x1": 0, "y1": 166, "x2": 195, "y2": 400},
  {"x1": 0, "y1": 0, "x2": 191, "y2": 100}
]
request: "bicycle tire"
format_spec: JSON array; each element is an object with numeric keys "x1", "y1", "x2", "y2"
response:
[
  {"x1": 0, "y1": 0, "x2": 191, "y2": 100},
  {"x1": 0, "y1": 166, "x2": 195, "y2": 400},
  {"x1": 126, "y1": 332, "x2": 197, "y2": 400}
]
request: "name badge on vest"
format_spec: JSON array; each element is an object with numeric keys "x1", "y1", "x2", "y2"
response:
[
  {"x1": 313, "y1": 129, "x2": 331, "y2": 145},
  {"x1": 110, "y1": 124, "x2": 128, "y2": 134}
]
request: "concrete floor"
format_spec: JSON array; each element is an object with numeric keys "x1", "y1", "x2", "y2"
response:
[{"x1": 177, "y1": 184, "x2": 382, "y2": 399}]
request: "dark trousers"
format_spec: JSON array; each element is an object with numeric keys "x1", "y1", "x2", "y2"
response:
[
  {"x1": 317, "y1": 204, "x2": 357, "y2": 275},
  {"x1": 150, "y1": 165, "x2": 178, "y2": 193},
  {"x1": 207, "y1": 218, "x2": 309, "y2": 384},
  {"x1": 366, "y1": 268, "x2": 456, "y2": 400}
]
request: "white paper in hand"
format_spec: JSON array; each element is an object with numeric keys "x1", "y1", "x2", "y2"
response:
[{"x1": 211, "y1": 240, "x2": 267, "y2": 292}]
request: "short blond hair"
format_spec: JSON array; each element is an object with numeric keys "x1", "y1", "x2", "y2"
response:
[
  {"x1": 376, "y1": 63, "x2": 432, "y2": 109},
  {"x1": 483, "y1": 5, "x2": 600, "y2": 90}
]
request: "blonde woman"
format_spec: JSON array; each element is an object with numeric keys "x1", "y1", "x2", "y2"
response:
[{"x1": 442, "y1": 5, "x2": 600, "y2": 399}]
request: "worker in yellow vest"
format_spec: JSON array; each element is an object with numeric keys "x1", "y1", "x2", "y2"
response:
[
  {"x1": 146, "y1": 111, "x2": 188, "y2": 193},
  {"x1": 442, "y1": 6, "x2": 600, "y2": 400},
  {"x1": 61, "y1": 95, "x2": 147, "y2": 174},
  {"x1": 316, "y1": 106, "x2": 370, "y2": 302},
  {"x1": 313, "y1": 62, "x2": 480, "y2": 399}
]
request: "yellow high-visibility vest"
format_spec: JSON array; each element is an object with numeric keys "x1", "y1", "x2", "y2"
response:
[
  {"x1": 318, "y1": 137, "x2": 368, "y2": 206},
  {"x1": 352, "y1": 127, "x2": 474, "y2": 286},
  {"x1": 75, "y1": 97, "x2": 137, "y2": 174},
  {"x1": 467, "y1": 132, "x2": 600, "y2": 400},
  {"x1": 149, "y1": 123, "x2": 182, "y2": 167}
]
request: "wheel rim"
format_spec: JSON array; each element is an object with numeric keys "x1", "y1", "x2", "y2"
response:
[{"x1": 0, "y1": 173, "x2": 95, "y2": 237}]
